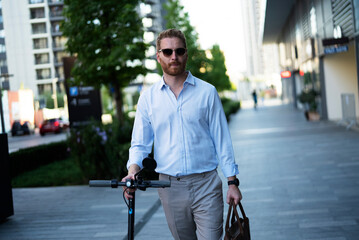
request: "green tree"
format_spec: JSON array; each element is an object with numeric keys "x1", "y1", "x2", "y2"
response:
[
  {"x1": 39, "y1": 91, "x2": 65, "y2": 109},
  {"x1": 61, "y1": 0, "x2": 147, "y2": 123},
  {"x1": 206, "y1": 45, "x2": 232, "y2": 92},
  {"x1": 162, "y1": 0, "x2": 208, "y2": 80}
]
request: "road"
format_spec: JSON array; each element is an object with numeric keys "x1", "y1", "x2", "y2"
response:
[{"x1": 7, "y1": 129, "x2": 68, "y2": 153}]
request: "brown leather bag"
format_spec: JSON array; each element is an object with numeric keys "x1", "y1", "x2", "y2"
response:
[{"x1": 224, "y1": 202, "x2": 250, "y2": 240}]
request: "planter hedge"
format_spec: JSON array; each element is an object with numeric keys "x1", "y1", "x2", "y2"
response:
[
  {"x1": 9, "y1": 141, "x2": 69, "y2": 178},
  {"x1": 221, "y1": 98, "x2": 241, "y2": 121}
]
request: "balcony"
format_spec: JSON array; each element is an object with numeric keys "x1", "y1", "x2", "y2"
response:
[
  {"x1": 48, "y1": 0, "x2": 63, "y2": 6},
  {"x1": 32, "y1": 23, "x2": 46, "y2": 35},
  {"x1": 29, "y1": 0, "x2": 44, "y2": 4},
  {"x1": 30, "y1": 8, "x2": 45, "y2": 19},
  {"x1": 33, "y1": 38, "x2": 48, "y2": 49},
  {"x1": 49, "y1": 7, "x2": 64, "y2": 21}
]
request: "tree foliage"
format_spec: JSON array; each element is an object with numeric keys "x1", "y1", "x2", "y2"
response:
[
  {"x1": 162, "y1": 0, "x2": 231, "y2": 91},
  {"x1": 162, "y1": 0, "x2": 208, "y2": 80},
  {"x1": 206, "y1": 45, "x2": 232, "y2": 92},
  {"x1": 61, "y1": 0, "x2": 148, "y2": 122}
]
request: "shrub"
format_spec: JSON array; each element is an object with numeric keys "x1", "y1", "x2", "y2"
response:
[
  {"x1": 68, "y1": 119, "x2": 133, "y2": 181},
  {"x1": 10, "y1": 141, "x2": 68, "y2": 178},
  {"x1": 12, "y1": 157, "x2": 84, "y2": 188},
  {"x1": 298, "y1": 89, "x2": 318, "y2": 111},
  {"x1": 221, "y1": 98, "x2": 241, "y2": 121}
]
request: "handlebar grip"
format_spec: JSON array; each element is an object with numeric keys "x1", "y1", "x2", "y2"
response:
[
  {"x1": 89, "y1": 179, "x2": 126, "y2": 188},
  {"x1": 147, "y1": 180, "x2": 171, "y2": 188},
  {"x1": 89, "y1": 180, "x2": 112, "y2": 187}
]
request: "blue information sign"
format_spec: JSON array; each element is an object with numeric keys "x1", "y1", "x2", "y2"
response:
[{"x1": 324, "y1": 45, "x2": 348, "y2": 55}]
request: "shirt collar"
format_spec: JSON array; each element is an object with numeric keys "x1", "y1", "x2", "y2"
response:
[{"x1": 159, "y1": 71, "x2": 195, "y2": 90}]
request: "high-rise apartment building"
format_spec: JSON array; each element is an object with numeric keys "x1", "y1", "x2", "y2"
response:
[
  {"x1": 239, "y1": 0, "x2": 281, "y2": 99},
  {"x1": 2, "y1": 0, "x2": 165, "y2": 100},
  {"x1": 0, "y1": 0, "x2": 8, "y2": 77},
  {"x1": 2, "y1": 0, "x2": 67, "y2": 99}
]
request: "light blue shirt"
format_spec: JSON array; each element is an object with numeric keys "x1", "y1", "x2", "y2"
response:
[{"x1": 127, "y1": 71, "x2": 239, "y2": 178}]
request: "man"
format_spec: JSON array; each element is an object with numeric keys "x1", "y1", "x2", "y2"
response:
[{"x1": 123, "y1": 29, "x2": 242, "y2": 240}]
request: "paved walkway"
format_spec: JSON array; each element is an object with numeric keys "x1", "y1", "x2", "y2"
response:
[{"x1": 1, "y1": 102, "x2": 359, "y2": 239}]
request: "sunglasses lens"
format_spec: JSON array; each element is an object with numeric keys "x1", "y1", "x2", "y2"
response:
[
  {"x1": 160, "y1": 48, "x2": 186, "y2": 56},
  {"x1": 162, "y1": 49, "x2": 173, "y2": 56},
  {"x1": 176, "y1": 48, "x2": 186, "y2": 56}
]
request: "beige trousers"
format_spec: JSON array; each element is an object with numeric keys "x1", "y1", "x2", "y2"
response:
[{"x1": 158, "y1": 170, "x2": 223, "y2": 240}]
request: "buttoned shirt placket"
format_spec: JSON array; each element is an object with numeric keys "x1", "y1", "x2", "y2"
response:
[
  {"x1": 164, "y1": 81, "x2": 189, "y2": 176},
  {"x1": 177, "y1": 83, "x2": 188, "y2": 176}
]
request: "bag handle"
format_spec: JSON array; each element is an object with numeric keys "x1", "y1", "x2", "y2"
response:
[
  {"x1": 238, "y1": 202, "x2": 247, "y2": 219},
  {"x1": 225, "y1": 201, "x2": 233, "y2": 230},
  {"x1": 226, "y1": 201, "x2": 244, "y2": 232},
  {"x1": 231, "y1": 202, "x2": 241, "y2": 225}
]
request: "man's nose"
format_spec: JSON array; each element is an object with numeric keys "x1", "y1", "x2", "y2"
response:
[{"x1": 170, "y1": 51, "x2": 178, "y2": 58}]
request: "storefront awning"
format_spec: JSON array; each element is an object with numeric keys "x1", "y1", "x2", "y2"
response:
[{"x1": 262, "y1": 0, "x2": 296, "y2": 44}]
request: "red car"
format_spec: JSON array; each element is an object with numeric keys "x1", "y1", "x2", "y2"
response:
[{"x1": 39, "y1": 118, "x2": 69, "y2": 136}]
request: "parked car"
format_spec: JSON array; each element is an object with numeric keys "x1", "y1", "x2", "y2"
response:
[
  {"x1": 11, "y1": 120, "x2": 35, "y2": 136},
  {"x1": 39, "y1": 118, "x2": 69, "y2": 136}
]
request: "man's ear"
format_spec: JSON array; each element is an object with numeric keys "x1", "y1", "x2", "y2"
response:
[{"x1": 156, "y1": 52, "x2": 161, "y2": 63}]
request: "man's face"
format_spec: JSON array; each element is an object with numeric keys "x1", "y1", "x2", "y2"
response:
[{"x1": 157, "y1": 37, "x2": 188, "y2": 76}]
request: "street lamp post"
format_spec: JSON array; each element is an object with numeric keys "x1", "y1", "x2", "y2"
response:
[
  {"x1": 0, "y1": 73, "x2": 14, "y2": 220},
  {"x1": 0, "y1": 84, "x2": 5, "y2": 133},
  {"x1": 0, "y1": 73, "x2": 13, "y2": 134},
  {"x1": 52, "y1": 78, "x2": 58, "y2": 109}
]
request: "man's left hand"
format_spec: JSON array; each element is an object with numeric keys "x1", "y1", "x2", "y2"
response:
[{"x1": 226, "y1": 185, "x2": 242, "y2": 205}]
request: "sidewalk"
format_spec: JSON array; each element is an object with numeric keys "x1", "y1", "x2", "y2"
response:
[{"x1": 1, "y1": 102, "x2": 359, "y2": 239}]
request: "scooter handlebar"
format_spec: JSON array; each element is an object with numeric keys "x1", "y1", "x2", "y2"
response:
[
  {"x1": 89, "y1": 180, "x2": 125, "y2": 188},
  {"x1": 89, "y1": 179, "x2": 170, "y2": 189},
  {"x1": 142, "y1": 180, "x2": 171, "y2": 188}
]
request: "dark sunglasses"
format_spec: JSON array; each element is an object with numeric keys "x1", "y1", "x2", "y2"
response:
[{"x1": 158, "y1": 48, "x2": 186, "y2": 57}]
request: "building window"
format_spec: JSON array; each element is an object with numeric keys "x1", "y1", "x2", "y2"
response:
[
  {"x1": 55, "y1": 66, "x2": 64, "y2": 79},
  {"x1": 30, "y1": 8, "x2": 45, "y2": 19},
  {"x1": 32, "y1": 23, "x2": 47, "y2": 34},
  {"x1": 36, "y1": 68, "x2": 51, "y2": 79},
  {"x1": 49, "y1": 6, "x2": 63, "y2": 18},
  {"x1": 35, "y1": 53, "x2": 50, "y2": 65},
  {"x1": 48, "y1": 0, "x2": 63, "y2": 3},
  {"x1": 0, "y1": 44, "x2": 6, "y2": 53},
  {"x1": 51, "y1": 22, "x2": 61, "y2": 33},
  {"x1": 37, "y1": 83, "x2": 52, "y2": 95},
  {"x1": 33, "y1": 38, "x2": 48, "y2": 49},
  {"x1": 53, "y1": 36, "x2": 66, "y2": 48},
  {"x1": 310, "y1": 7, "x2": 317, "y2": 36},
  {"x1": 0, "y1": 59, "x2": 8, "y2": 67},
  {"x1": 54, "y1": 51, "x2": 67, "y2": 63},
  {"x1": 29, "y1": 0, "x2": 44, "y2": 4},
  {"x1": 354, "y1": 0, "x2": 359, "y2": 32}
]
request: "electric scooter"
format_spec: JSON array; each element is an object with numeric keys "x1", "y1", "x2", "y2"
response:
[{"x1": 89, "y1": 157, "x2": 170, "y2": 240}]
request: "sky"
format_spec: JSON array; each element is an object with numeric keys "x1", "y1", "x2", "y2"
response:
[{"x1": 180, "y1": 0, "x2": 247, "y2": 80}]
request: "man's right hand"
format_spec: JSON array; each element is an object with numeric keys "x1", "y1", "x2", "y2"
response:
[
  {"x1": 122, "y1": 164, "x2": 140, "y2": 200},
  {"x1": 122, "y1": 174, "x2": 136, "y2": 200}
]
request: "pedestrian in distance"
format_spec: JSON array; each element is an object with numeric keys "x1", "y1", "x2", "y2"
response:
[
  {"x1": 122, "y1": 28, "x2": 242, "y2": 240},
  {"x1": 252, "y1": 89, "x2": 258, "y2": 109}
]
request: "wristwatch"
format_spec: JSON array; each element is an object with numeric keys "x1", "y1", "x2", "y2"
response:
[{"x1": 228, "y1": 178, "x2": 240, "y2": 187}]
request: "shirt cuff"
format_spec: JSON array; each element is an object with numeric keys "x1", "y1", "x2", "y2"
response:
[
  {"x1": 127, "y1": 151, "x2": 147, "y2": 170},
  {"x1": 221, "y1": 163, "x2": 239, "y2": 178}
]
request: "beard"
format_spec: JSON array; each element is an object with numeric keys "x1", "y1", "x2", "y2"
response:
[{"x1": 160, "y1": 60, "x2": 187, "y2": 76}]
